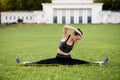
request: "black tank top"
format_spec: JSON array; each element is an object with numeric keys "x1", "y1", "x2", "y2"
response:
[{"x1": 58, "y1": 35, "x2": 74, "y2": 53}]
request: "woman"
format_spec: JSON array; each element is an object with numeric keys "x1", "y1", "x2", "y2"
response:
[{"x1": 16, "y1": 25, "x2": 108, "y2": 66}]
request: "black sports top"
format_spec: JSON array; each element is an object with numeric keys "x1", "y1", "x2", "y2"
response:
[{"x1": 58, "y1": 35, "x2": 74, "y2": 53}]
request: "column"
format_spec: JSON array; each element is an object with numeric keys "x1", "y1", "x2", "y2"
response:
[
  {"x1": 59, "y1": 9, "x2": 62, "y2": 24},
  {"x1": 83, "y1": 9, "x2": 87, "y2": 24},
  {"x1": 57, "y1": 9, "x2": 60, "y2": 24},
  {"x1": 76, "y1": 9, "x2": 79, "y2": 24},
  {"x1": 57, "y1": 9, "x2": 62, "y2": 24},
  {"x1": 74, "y1": 9, "x2": 77, "y2": 24},
  {"x1": 66, "y1": 9, "x2": 70, "y2": 24}
]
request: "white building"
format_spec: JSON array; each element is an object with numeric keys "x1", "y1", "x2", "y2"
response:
[
  {"x1": 100, "y1": 11, "x2": 120, "y2": 24},
  {"x1": 42, "y1": 0, "x2": 103, "y2": 24},
  {"x1": 1, "y1": 0, "x2": 120, "y2": 24},
  {"x1": 1, "y1": 11, "x2": 44, "y2": 24}
]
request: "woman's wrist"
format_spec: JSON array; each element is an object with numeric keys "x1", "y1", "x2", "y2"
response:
[{"x1": 64, "y1": 25, "x2": 76, "y2": 31}]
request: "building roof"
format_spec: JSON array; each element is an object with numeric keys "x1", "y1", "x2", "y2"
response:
[{"x1": 52, "y1": 0, "x2": 93, "y2": 3}]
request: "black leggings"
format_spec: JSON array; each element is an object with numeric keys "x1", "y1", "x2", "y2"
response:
[{"x1": 32, "y1": 54, "x2": 90, "y2": 65}]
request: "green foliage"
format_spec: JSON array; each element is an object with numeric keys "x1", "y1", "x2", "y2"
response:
[
  {"x1": 0, "y1": 1, "x2": 3, "y2": 12},
  {"x1": 0, "y1": 0, "x2": 120, "y2": 11},
  {"x1": 94, "y1": 0, "x2": 120, "y2": 11},
  {"x1": 0, "y1": 24, "x2": 120, "y2": 80},
  {"x1": 0, "y1": 0, "x2": 51, "y2": 11},
  {"x1": 17, "y1": 18, "x2": 23, "y2": 23}
]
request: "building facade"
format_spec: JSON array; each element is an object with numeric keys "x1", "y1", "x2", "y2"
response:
[
  {"x1": 1, "y1": 11, "x2": 44, "y2": 24},
  {"x1": 1, "y1": 0, "x2": 120, "y2": 24},
  {"x1": 42, "y1": 0, "x2": 103, "y2": 24}
]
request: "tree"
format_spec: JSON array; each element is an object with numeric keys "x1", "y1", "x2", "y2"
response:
[
  {"x1": 0, "y1": 0, "x2": 51, "y2": 11},
  {"x1": 94, "y1": 0, "x2": 120, "y2": 11},
  {"x1": 0, "y1": 1, "x2": 3, "y2": 12}
]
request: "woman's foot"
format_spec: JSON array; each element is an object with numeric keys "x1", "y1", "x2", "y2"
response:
[
  {"x1": 16, "y1": 56, "x2": 21, "y2": 64},
  {"x1": 99, "y1": 56, "x2": 109, "y2": 65},
  {"x1": 16, "y1": 56, "x2": 32, "y2": 65},
  {"x1": 93, "y1": 56, "x2": 109, "y2": 66},
  {"x1": 102, "y1": 56, "x2": 109, "y2": 65}
]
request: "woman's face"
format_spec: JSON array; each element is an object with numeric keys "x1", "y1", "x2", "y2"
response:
[{"x1": 72, "y1": 35, "x2": 82, "y2": 42}]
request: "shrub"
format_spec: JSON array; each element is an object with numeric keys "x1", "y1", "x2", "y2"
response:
[{"x1": 17, "y1": 18, "x2": 23, "y2": 23}]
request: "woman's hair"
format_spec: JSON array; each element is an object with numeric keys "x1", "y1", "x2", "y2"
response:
[{"x1": 74, "y1": 28, "x2": 83, "y2": 36}]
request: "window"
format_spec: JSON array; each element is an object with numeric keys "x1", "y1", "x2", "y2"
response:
[
  {"x1": 26, "y1": 16, "x2": 28, "y2": 20},
  {"x1": 62, "y1": 16, "x2": 66, "y2": 24},
  {"x1": 70, "y1": 16, "x2": 74, "y2": 24},
  {"x1": 79, "y1": 16, "x2": 82, "y2": 23},
  {"x1": 9, "y1": 16, "x2": 12, "y2": 20},
  {"x1": 6, "y1": 16, "x2": 8, "y2": 20},
  {"x1": 14, "y1": 16, "x2": 16, "y2": 20},
  {"x1": 53, "y1": 16, "x2": 57, "y2": 23},
  {"x1": 30, "y1": 16, "x2": 32, "y2": 20},
  {"x1": 87, "y1": 9, "x2": 92, "y2": 23},
  {"x1": 88, "y1": 16, "x2": 91, "y2": 23}
]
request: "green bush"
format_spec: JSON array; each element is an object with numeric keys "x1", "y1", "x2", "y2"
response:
[{"x1": 17, "y1": 18, "x2": 23, "y2": 23}]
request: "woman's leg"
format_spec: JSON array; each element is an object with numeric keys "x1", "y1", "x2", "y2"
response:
[
  {"x1": 16, "y1": 56, "x2": 59, "y2": 65},
  {"x1": 32, "y1": 58, "x2": 58, "y2": 64},
  {"x1": 67, "y1": 56, "x2": 108, "y2": 65},
  {"x1": 16, "y1": 56, "x2": 108, "y2": 66},
  {"x1": 67, "y1": 58, "x2": 90, "y2": 65}
]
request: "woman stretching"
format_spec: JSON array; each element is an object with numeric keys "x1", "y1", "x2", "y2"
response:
[{"x1": 16, "y1": 25, "x2": 108, "y2": 66}]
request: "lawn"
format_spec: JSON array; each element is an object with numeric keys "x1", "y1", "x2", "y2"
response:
[{"x1": 0, "y1": 24, "x2": 120, "y2": 80}]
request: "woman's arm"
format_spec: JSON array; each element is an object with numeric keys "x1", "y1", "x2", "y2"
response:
[
  {"x1": 63, "y1": 25, "x2": 76, "y2": 38},
  {"x1": 63, "y1": 25, "x2": 81, "y2": 38}
]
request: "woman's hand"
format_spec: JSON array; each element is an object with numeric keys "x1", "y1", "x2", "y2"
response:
[
  {"x1": 63, "y1": 25, "x2": 82, "y2": 37},
  {"x1": 64, "y1": 25, "x2": 76, "y2": 30}
]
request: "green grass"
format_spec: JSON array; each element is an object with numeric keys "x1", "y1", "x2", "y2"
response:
[{"x1": 0, "y1": 24, "x2": 120, "y2": 80}]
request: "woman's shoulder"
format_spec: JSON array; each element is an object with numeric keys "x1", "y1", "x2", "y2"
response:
[
  {"x1": 61, "y1": 34, "x2": 70, "y2": 42},
  {"x1": 61, "y1": 39, "x2": 65, "y2": 42}
]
